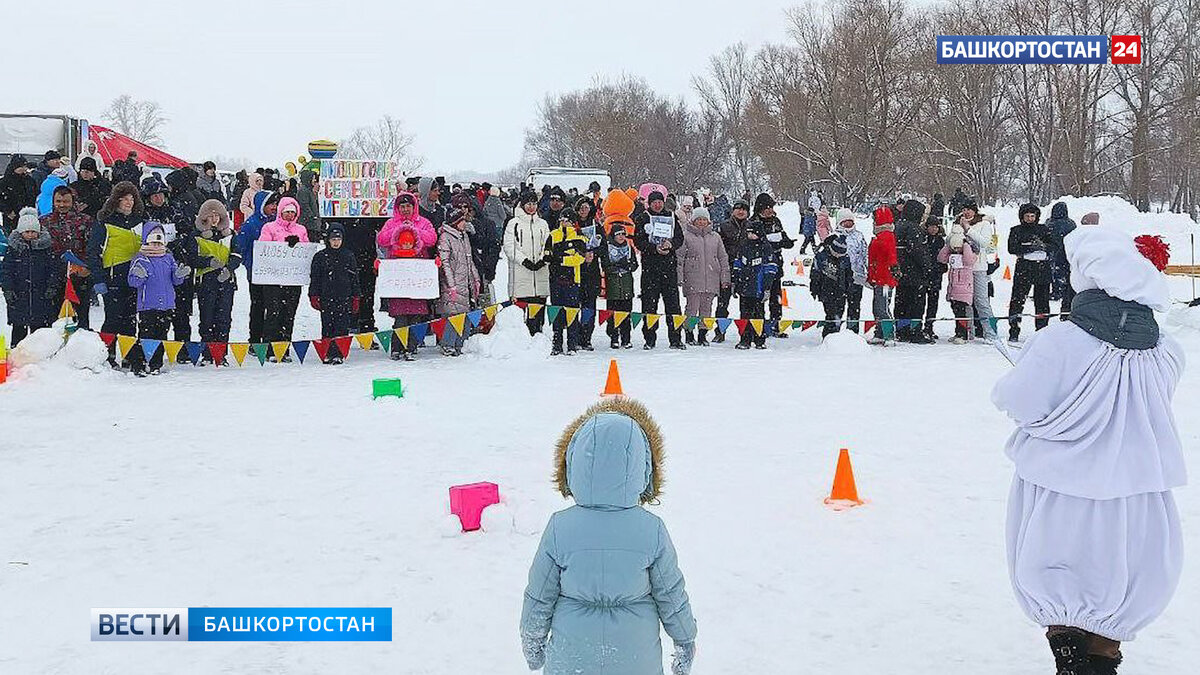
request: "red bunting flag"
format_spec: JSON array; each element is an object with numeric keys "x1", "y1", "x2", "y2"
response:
[
  {"x1": 863, "y1": 321, "x2": 876, "y2": 334},
  {"x1": 801, "y1": 321, "x2": 818, "y2": 331},
  {"x1": 430, "y1": 318, "x2": 447, "y2": 340},
  {"x1": 99, "y1": 332, "x2": 116, "y2": 347},
  {"x1": 207, "y1": 342, "x2": 227, "y2": 366},
  {"x1": 734, "y1": 319, "x2": 748, "y2": 335},
  {"x1": 333, "y1": 336, "x2": 353, "y2": 360},
  {"x1": 311, "y1": 338, "x2": 331, "y2": 362},
  {"x1": 598, "y1": 309, "x2": 613, "y2": 325},
  {"x1": 65, "y1": 277, "x2": 80, "y2": 304}
]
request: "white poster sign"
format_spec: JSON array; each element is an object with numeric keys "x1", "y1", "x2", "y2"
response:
[
  {"x1": 649, "y1": 215, "x2": 674, "y2": 244},
  {"x1": 376, "y1": 258, "x2": 440, "y2": 300},
  {"x1": 252, "y1": 241, "x2": 321, "y2": 285}
]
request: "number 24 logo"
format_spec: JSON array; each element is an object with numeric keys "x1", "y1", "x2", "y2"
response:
[{"x1": 1111, "y1": 36, "x2": 1142, "y2": 64}]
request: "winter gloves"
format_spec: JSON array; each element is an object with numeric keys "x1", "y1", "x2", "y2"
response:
[
  {"x1": 93, "y1": 282, "x2": 108, "y2": 296},
  {"x1": 309, "y1": 296, "x2": 321, "y2": 310},
  {"x1": 216, "y1": 267, "x2": 233, "y2": 283},
  {"x1": 285, "y1": 235, "x2": 300, "y2": 247},
  {"x1": 130, "y1": 263, "x2": 149, "y2": 278},
  {"x1": 521, "y1": 258, "x2": 541, "y2": 271},
  {"x1": 521, "y1": 634, "x2": 545, "y2": 671},
  {"x1": 671, "y1": 641, "x2": 696, "y2": 675},
  {"x1": 175, "y1": 263, "x2": 192, "y2": 278}
]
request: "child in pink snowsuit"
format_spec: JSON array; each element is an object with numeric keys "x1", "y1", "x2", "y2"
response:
[{"x1": 937, "y1": 224, "x2": 978, "y2": 343}]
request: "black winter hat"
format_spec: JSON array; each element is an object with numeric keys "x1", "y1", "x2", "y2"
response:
[
  {"x1": 732, "y1": 198, "x2": 750, "y2": 211},
  {"x1": 753, "y1": 192, "x2": 776, "y2": 213},
  {"x1": 519, "y1": 190, "x2": 539, "y2": 207},
  {"x1": 647, "y1": 190, "x2": 665, "y2": 203},
  {"x1": 1018, "y1": 203, "x2": 1041, "y2": 221},
  {"x1": 960, "y1": 198, "x2": 979, "y2": 213},
  {"x1": 548, "y1": 186, "x2": 567, "y2": 201},
  {"x1": 44, "y1": 150, "x2": 63, "y2": 161},
  {"x1": 446, "y1": 208, "x2": 467, "y2": 227},
  {"x1": 588, "y1": 181, "x2": 601, "y2": 192},
  {"x1": 326, "y1": 223, "x2": 345, "y2": 240},
  {"x1": 78, "y1": 157, "x2": 99, "y2": 174},
  {"x1": 826, "y1": 234, "x2": 848, "y2": 256},
  {"x1": 141, "y1": 177, "x2": 168, "y2": 197}
]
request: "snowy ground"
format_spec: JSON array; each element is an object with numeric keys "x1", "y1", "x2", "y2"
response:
[{"x1": 1, "y1": 198, "x2": 1198, "y2": 673}]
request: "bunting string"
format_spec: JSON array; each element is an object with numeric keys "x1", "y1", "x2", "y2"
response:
[{"x1": 88, "y1": 299, "x2": 1068, "y2": 369}]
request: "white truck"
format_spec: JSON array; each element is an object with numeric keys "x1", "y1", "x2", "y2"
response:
[
  {"x1": 0, "y1": 113, "x2": 90, "y2": 169},
  {"x1": 526, "y1": 166, "x2": 611, "y2": 195}
]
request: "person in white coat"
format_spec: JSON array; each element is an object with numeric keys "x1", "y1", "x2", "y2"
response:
[
  {"x1": 503, "y1": 190, "x2": 551, "y2": 336},
  {"x1": 992, "y1": 226, "x2": 1186, "y2": 675}
]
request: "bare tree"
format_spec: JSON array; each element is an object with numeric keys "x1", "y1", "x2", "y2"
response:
[
  {"x1": 693, "y1": 42, "x2": 765, "y2": 193},
  {"x1": 339, "y1": 115, "x2": 423, "y2": 174},
  {"x1": 102, "y1": 94, "x2": 168, "y2": 145}
]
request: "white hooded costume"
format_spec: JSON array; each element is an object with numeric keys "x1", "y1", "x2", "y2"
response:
[{"x1": 992, "y1": 226, "x2": 1186, "y2": 642}]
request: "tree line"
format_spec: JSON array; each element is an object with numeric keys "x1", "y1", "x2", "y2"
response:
[{"x1": 523, "y1": 0, "x2": 1200, "y2": 215}]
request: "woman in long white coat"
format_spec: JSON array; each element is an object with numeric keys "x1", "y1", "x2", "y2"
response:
[
  {"x1": 503, "y1": 190, "x2": 551, "y2": 336},
  {"x1": 992, "y1": 226, "x2": 1186, "y2": 675}
]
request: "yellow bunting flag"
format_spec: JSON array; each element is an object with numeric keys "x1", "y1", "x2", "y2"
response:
[
  {"x1": 702, "y1": 317, "x2": 716, "y2": 330},
  {"x1": 484, "y1": 304, "x2": 498, "y2": 322},
  {"x1": 777, "y1": 320, "x2": 791, "y2": 334},
  {"x1": 749, "y1": 319, "x2": 764, "y2": 336},
  {"x1": 163, "y1": 341, "x2": 183, "y2": 363},
  {"x1": 59, "y1": 298, "x2": 75, "y2": 320},
  {"x1": 394, "y1": 326, "x2": 409, "y2": 349},
  {"x1": 564, "y1": 308, "x2": 579, "y2": 326},
  {"x1": 271, "y1": 341, "x2": 290, "y2": 361},
  {"x1": 644, "y1": 314, "x2": 660, "y2": 329},
  {"x1": 613, "y1": 311, "x2": 630, "y2": 327},
  {"x1": 116, "y1": 335, "x2": 137, "y2": 360},
  {"x1": 230, "y1": 343, "x2": 249, "y2": 366},
  {"x1": 355, "y1": 333, "x2": 375, "y2": 350},
  {"x1": 526, "y1": 303, "x2": 543, "y2": 319},
  {"x1": 671, "y1": 315, "x2": 686, "y2": 330},
  {"x1": 448, "y1": 313, "x2": 467, "y2": 337}
]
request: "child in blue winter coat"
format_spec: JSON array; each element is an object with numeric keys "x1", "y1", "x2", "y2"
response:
[
  {"x1": 2, "y1": 207, "x2": 61, "y2": 345},
  {"x1": 731, "y1": 226, "x2": 779, "y2": 350},
  {"x1": 128, "y1": 221, "x2": 190, "y2": 375},
  {"x1": 521, "y1": 397, "x2": 697, "y2": 675}
]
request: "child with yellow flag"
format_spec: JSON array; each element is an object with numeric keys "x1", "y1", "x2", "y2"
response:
[
  {"x1": 544, "y1": 208, "x2": 588, "y2": 356},
  {"x1": 87, "y1": 181, "x2": 144, "y2": 370}
]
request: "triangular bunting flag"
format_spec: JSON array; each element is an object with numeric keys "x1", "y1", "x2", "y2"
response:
[
  {"x1": 684, "y1": 316, "x2": 700, "y2": 330},
  {"x1": 749, "y1": 319, "x2": 764, "y2": 336},
  {"x1": 864, "y1": 320, "x2": 877, "y2": 334},
  {"x1": 207, "y1": 342, "x2": 228, "y2": 366},
  {"x1": 897, "y1": 319, "x2": 912, "y2": 329},
  {"x1": 116, "y1": 335, "x2": 137, "y2": 360},
  {"x1": 581, "y1": 308, "x2": 594, "y2": 325},
  {"x1": 564, "y1": 307, "x2": 579, "y2": 326},
  {"x1": 671, "y1": 315, "x2": 686, "y2": 330},
  {"x1": 271, "y1": 341, "x2": 290, "y2": 361},
  {"x1": 775, "y1": 320, "x2": 791, "y2": 334},
  {"x1": 715, "y1": 318, "x2": 732, "y2": 334},
  {"x1": 484, "y1": 305, "x2": 499, "y2": 321},
  {"x1": 801, "y1": 320, "x2": 818, "y2": 331},
  {"x1": 629, "y1": 312, "x2": 643, "y2": 328},
  {"x1": 311, "y1": 339, "x2": 330, "y2": 362},
  {"x1": 230, "y1": 343, "x2": 250, "y2": 366},
  {"x1": 163, "y1": 340, "x2": 183, "y2": 364},
  {"x1": 251, "y1": 343, "x2": 268, "y2": 365},
  {"x1": 513, "y1": 300, "x2": 528, "y2": 310},
  {"x1": 333, "y1": 336, "x2": 353, "y2": 360},
  {"x1": 644, "y1": 314, "x2": 660, "y2": 329},
  {"x1": 99, "y1": 332, "x2": 116, "y2": 348},
  {"x1": 430, "y1": 318, "x2": 447, "y2": 340},
  {"x1": 598, "y1": 309, "x2": 613, "y2": 325},
  {"x1": 355, "y1": 333, "x2": 375, "y2": 350},
  {"x1": 393, "y1": 327, "x2": 409, "y2": 351},
  {"x1": 612, "y1": 311, "x2": 627, "y2": 327},
  {"x1": 987, "y1": 317, "x2": 999, "y2": 333},
  {"x1": 734, "y1": 319, "x2": 748, "y2": 335},
  {"x1": 546, "y1": 305, "x2": 562, "y2": 325},
  {"x1": 448, "y1": 313, "x2": 467, "y2": 337},
  {"x1": 292, "y1": 341, "x2": 310, "y2": 364},
  {"x1": 702, "y1": 317, "x2": 716, "y2": 330},
  {"x1": 140, "y1": 338, "x2": 161, "y2": 361},
  {"x1": 410, "y1": 322, "x2": 429, "y2": 345},
  {"x1": 375, "y1": 330, "x2": 392, "y2": 352},
  {"x1": 186, "y1": 342, "x2": 204, "y2": 364},
  {"x1": 64, "y1": 277, "x2": 80, "y2": 304},
  {"x1": 59, "y1": 298, "x2": 75, "y2": 320},
  {"x1": 466, "y1": 309, "x2": 483, "y2": 329},
  {"x1": 526, "y1": 303, "x2": 543, "y2": 319}
]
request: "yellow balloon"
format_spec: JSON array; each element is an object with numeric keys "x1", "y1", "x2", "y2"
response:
[
  {"x1": 284, "y1": 162, "x2": 297, "y2": 177},
  {"x1": 298, "y1": 155, "x2": 308, "y2": 165}
]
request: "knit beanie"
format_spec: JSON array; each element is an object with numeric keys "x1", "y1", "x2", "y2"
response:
[
  {"x1": 691, "y1": 207, "x2": 711, "y2": 223},
  {"x1": 15, "y1": 207, "x2": 40, "y2": 234}
]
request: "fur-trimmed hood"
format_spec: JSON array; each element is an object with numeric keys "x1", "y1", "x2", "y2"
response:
[
  {"x1": 196, "y1": 198, "x2": 231, "y2": 236},
  {"x1": 554, "y1": 397, "x2": 664, "y2": 508}
]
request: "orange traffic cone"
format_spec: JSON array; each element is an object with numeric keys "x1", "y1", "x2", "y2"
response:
[
  {"x1": 781, "y1": 288, "x2": 790, "y2": 308},
  {"x1": 601, "y1": 359, "x2": 624, "y2": 396},
  {"x1": 797, "y1": 260, "x2": 805, "y2": 276},
  {"x1": 824, "y1": 448, "x2": 864, "y2": 508},
  {"x1": 1002, "y1": 265, "x2": 1012, "y2": 280}
]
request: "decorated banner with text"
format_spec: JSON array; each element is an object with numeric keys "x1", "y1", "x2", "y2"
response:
[
  {"x1": 252, "y1": 241, "x2": 321, "y2": 286},
  {"x1": 318, "y1": 160, "x2": 402, "y2": 218}
]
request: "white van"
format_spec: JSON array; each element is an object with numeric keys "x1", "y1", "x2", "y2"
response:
[{"x1": 526, "y1": 166, "x2": 611, "y2": 195}]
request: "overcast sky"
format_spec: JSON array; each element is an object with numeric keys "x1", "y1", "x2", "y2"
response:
[{"x1": 5, "y1": 0, "x2": 798, "y2": 175}]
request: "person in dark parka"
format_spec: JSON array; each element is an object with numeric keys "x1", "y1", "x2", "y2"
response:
[
  {"x1": 922, "y1": 217, "x2": 948, "y2": 340},
  {"x1": 633, "y1": 190, "x2": 686, "y2": 349},
  {"x1": 69, "y1": 157, "x2": 112, "y2": 219},
  {"x1": 194, "y1": 199, "x2": 241, "y2": 358},
  {"x1": 809, "y1": 233, "x2": 853, "y2": 337},
  {"x1": 1007, "y1": 203, "x2": 1054, "y2": 342},
  {"x1": 749, "y1": 192, "x2": 794, "y2": 336},
  {"x1": 573, "y1": 196, "x2": 603, "y2": 350},
  {"x1": 309, "y1": 223, "x2": 361, "y2": 364},
  {"x1": 1044, "y1": 201, "x2": 1077, "y2": 319},
  {"x1": 2, "y1": 208, "x2": 61, "y2": 345},
  {"x1": 714, "y1": 198, "x2": 751, "y2": 338},
  {"x1": 296, "y1": 169, "x2": 321, "y2": 242},
  {"x1": 0, "y1": 155, "x2": 38, "y2": 233},
  {"x1": 892, "y1": 199, "x2": 933, "y2": 343}
]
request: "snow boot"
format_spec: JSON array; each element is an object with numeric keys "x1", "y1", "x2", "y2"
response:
[
  {"x1": 551, "y1": 346, "x2": 563, "y2": 356},
  {"x1": 1009, "y1": 325, "x2": 1021, "y2": 344},
  {"x1": 754, "y1": 341, "x2": 768, "y2": 349},
  {"x1": 712, "y1": 331, "x2": 725, "y2": 343},
  {"x1": 1047, "y1": 628, "x2": 1094, "y2": 675},
  {"x1": 684, "y1": 330, "x2": 695, "y2": 345},
  {"x1": 610, "y1": 337, "x2": 620, "y2": 349},
  {"x1": 622, "y1": 341, "x2": 632, "y2": 349},
  {"x1": 669, "y1": 342, "x2": 687, "y2": 350},
  {"x1": 403, "y1": 351, "x2": 415, "y2": 362},
  {"x1": 697, "y1": 332, "x2": 709, "y2": 346},
  {"x1": 735, "y1": 341, "x2": 751, "y2": 350},
  {"x1": 1088, "y1": 655, "x2": 1120, "y2": 675}
]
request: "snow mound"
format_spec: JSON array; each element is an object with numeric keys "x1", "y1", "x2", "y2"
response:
[
  {"x1": 1165, "y1": 305, "x2": 1200, "y2": 332},
  {"x1": 52, "y1": 330, "x2": 110, "y2": 371},
  {"x1": 465, "y1": 306, "x2": 551, "y2": 359},
  {"x1": 8, "y1": 327, "x2": 65, "y2": 367},
  {"x1": 818, "y1": 330, "x2": 870, "y2": 355},
  {"x1": 479, "y1": 503, "x2": 514, "y2": 535},
  {"x1": 438, "y1": 514, "x2": 464, "y2": 538}
]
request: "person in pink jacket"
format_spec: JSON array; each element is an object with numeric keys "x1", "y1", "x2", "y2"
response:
[
  {"x1": 260, "y1": 196, "x2": 310, "y2": 355},
  {"x1": 376, "y1": 192, "x2": 437, "y2": 361},
  {"x1": 937, "y1": 224, "x2": 979, "y2": 344}
]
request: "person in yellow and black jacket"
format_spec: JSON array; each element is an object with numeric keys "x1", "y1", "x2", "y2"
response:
[
  {"x1": 87, "y1": 181, "x2": 145, "y2": 369},
  {"x1": 544, "y1": 208, "x2": 589, "y2": 356},
  {"x1": 194, "y1": 199, "x2": 242, "y2": 362}
]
